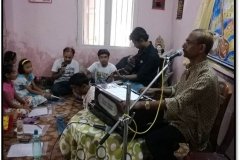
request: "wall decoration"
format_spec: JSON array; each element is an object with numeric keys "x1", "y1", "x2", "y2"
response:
[
  {"x1": 208, "y1": 0, "x2": 234, "y2": 70},
  {"x1": 152, "y1": 0, "x2": 165, "y2": 10},
  {"x1": 176, "y1": 0, "x2": 184, "y2": 19},
  {"x1": 29, "y1": 0, "x2": 52, "y2": 3}
]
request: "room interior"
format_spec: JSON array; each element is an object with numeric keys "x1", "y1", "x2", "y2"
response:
[{"x1": 3, "y1": 0, "x2": 235, "y2": 159}]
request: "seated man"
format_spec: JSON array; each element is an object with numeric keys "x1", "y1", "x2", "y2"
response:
[
  {"x1": 112, "y1": 27, "x2": 161, "y2": 92},
  {"x1": 51, "y1": 47, "x2": 79, "y2": 96},
  {"x1": 132, "y1": 29, "x2": 219, "y2": 160},
  {"x1": 87, "y1": 49, "x2": 117, "y2": 84}
]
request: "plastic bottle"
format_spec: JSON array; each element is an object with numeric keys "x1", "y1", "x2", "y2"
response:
[
  {"x1": 32, "y1": 129, "x2": 42, "y2": 159},
  {"x1": 47, "y1": 102, "x2": 52, "y2": 115},
  {"x1": 16, "y1": 113, "x2": 23, "y2": 139}
]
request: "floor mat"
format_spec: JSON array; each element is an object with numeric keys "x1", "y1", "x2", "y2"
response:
[{"x1": 3, "y1": 96, "x2": 83, "y2": 160}]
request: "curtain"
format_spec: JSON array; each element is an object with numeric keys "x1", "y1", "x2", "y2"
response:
[{"x1": 194, "y1": 0, "x2": 215, "y2": 29}]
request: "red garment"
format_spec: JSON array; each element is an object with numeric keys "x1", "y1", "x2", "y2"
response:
[{"x1": 3, "y1": 81, "x2": 15, "y2": 111}]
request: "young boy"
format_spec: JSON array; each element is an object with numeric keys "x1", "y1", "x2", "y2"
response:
[
  {"x1": 87, "y1": 49, "x2": 117, "y2": 84},
  {"x1": 69, "y1": 73, "x2": 95, "y2": 108}
]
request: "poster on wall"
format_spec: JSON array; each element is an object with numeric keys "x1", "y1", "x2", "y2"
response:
[
  {"x1": 152, "y1": 0, "x2": 165, "y2": 10},
  {"x1": 208, "y1": 0, "x2": 234, "y2": 70}
]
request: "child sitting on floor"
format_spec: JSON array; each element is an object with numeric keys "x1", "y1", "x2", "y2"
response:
[
  {"x1": 14, "y1": 58, "x2": 51, "y2": 107},
  {"x1": 87, "y1": 49, "x2": 117, "y2": 84},
  {"x1": 3, "y1": 64, "x2": 31, "y2": 114},
  {"x1": 3, "y1": 51, "x2": 17, "y2": 65}
]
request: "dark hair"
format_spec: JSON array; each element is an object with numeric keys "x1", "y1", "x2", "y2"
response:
[
  {"x1": 129, "y1": 27, "x2": 149, "y2": 42},
  {"x1": 69, "y1": 73, "x2": 89, "y2": 87},
  {"x1": 192, "y1": 29, "x2": 214, "y2": 54},
  {"x1": 3, "y1": 64, "x2": 14, "y2": 82},
  {"x1": 63, "y1": 47, "x2": 75, "y2": 55},
  {"x1": 97, "y1": 49, "x2": 110, "y2": 57},
  {"x1": 4, "y1": 51, "x2": 16, "y2": 64},
  {"x1": 18, "y1": 58, "x2": 31, "y2": 74}
]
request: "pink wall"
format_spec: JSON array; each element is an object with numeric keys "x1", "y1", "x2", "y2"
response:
[
  {"x1": 170, "y1": 0, "x2": 203, "y2": 84},
  {"x1": 3, "y1": 0, "x2": 234, "y2": 158},
  {"x1": 135, "y1": 0, "x2": 174, "y2": 50},
  {"x1": 4, "y1": 0, "x2": 174, "y2": 77}
]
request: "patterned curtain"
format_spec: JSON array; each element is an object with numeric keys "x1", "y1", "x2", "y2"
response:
[{"x1": 194, "y1": 0, "x2": 215, "y2": 29}]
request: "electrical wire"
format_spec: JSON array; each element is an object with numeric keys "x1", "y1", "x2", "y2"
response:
[
  {"x1": 50, "y1": 59, "x2": 167, "y2": 157},
  {"x1": 49, "y1": 121, "x2": 80, "y2": 160},
  {"x1": 128, "y1": 116, "x2": 137, "y2": 145},
  {"x1": 49, "y1": 120, "x2": 110, "y2": 160},
  {"x1": 128, "y1": 58, "x2": 166, "y2": 135}
]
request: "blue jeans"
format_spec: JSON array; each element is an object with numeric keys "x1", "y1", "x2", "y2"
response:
[{"x1": 51, "y1": 81, "x2": 72, "y2": 96}]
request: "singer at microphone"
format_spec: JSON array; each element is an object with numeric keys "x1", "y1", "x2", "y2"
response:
[{"x1": 129, "y1": 29, "x2": 219, "y2": 160}]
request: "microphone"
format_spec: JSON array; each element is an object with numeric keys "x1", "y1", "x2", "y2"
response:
[{"x1": 161, "y1": 49, "x2": 183, "y2": 61}]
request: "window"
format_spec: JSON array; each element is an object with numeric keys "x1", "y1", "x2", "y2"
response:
[{"x1": 83, "y1": 0, "x2": 134, "y2": 47}]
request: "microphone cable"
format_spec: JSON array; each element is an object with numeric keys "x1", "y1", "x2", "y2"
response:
[
  {"x1": 50, "y1": 57, "x2": 166, "y2": 159},
  {"x1": 49, "y1": 120, "x2": 112, "y2": 160},
  {"x1": 128, "y1": 58, "x2": 166, "y2": 135},
  {"x1": 50, "y1": 121, "x2": 80, "y2": 160}
]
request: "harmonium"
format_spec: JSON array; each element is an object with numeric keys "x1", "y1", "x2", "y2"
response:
[{"x1": 88, "y1": 83, "x2": 152, "y2": 133}]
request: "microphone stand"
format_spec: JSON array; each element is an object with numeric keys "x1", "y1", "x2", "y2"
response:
[
  {"x1": 129, "y1": 58, "x2": 170, "y2": 110},
  {"x1": 122, "y1": 83, "x2": 131, "y2": 159},
  {"x1": 99, "y1": 58, "x2": 171, "y2": 159}
]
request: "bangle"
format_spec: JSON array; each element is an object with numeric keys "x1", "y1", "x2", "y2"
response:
[{"x1": 145, "y1": 101, "x2": 150, "y2": 110}]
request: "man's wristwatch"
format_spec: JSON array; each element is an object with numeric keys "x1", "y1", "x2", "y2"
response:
[{"x1": 145, "y1": 101, "x2": 150, "y2": 110}]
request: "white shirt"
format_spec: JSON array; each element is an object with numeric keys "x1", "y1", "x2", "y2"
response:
[
  {"x1": 52, "y1": 58, "x2": 79, "y2": 83},
  {"x1": 87, "y1": 62, "x2": 117, "y2": 84},
  {"x1": 83, "y1": 86, "x2": 95, "y2": 109}
]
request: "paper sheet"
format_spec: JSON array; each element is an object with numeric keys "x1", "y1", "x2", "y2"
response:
[
  {"x1": 28, "y1": 107, "x2": 48, "y2": 117},
  {"x1": 7, "y1": 143, "x2": 44, "y2": 157},
  {"x1": 104, "y1": 85, "x2": 140, "y2": 101},
  {"x1": 14, "y1": 124, "x2": 49, "y2": 136}
]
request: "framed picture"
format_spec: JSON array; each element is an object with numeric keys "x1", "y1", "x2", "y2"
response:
[
  {"x1": 176, "y1": 0, "x2": 184, "y2": 19},
  {"x1": 29, "y1": 0, "x2": 52, "y2": 3},
  {"x1": 152, "y1": 0, "x2": 165, "y2": 10},
  {"x1": 208, "y1": 0, "x2": 234, "y2": 70}
]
